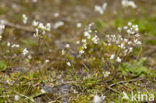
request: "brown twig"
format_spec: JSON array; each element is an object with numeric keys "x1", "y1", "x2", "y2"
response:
[
  {"x1": 108, "y1": 78, "x2": 144, "y2": 88},
  {"x1": 1, "y1": 20, "x2": 35, "y2": 32},
  {"x1": 105, "y1": 78, "x2": 144, "y2": 94},
  {"x1": 15, "y1": 92, "x2": 35, "y2": 102}
]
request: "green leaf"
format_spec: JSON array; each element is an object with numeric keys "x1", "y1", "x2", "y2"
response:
[{"x1": 0, "y1": 60, "x2": 8, "y2": 72}]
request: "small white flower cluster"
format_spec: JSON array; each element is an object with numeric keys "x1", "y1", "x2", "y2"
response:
[
  {"x1": 22, "y1": 48, "x2": 29, "y2": 56},
  {"x1": 92, "y1": 35, "x2": 99, "y2": 44},
  {"x1": 121, "y1": 0, "x2": 137, "y2": 8},
  {"x1": 11, "y1": 44, "x2": 20, "y2": 48},
  {"x1": 32, "y1": 21, "x2": 51, "y2": 38},
  {"x1": 53, "y1": 21, "x2": 64, "y2": 29},
  {"x1": 78, "y1": 23, "x2": 99, "y2": 55},
  {"x1": 94, "y1": 3, "x2": 107, "y2": 14},
  {"x1": 106, "y1": 22, "x2": 141, "y2": 62},
  {"x1": 22, "y1": 48, "x2": 32, "y2": 59},
  {"x1": 22, "y1": 14, "x2": 28, "y2": 24}
]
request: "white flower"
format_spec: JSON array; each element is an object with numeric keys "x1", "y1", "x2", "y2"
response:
[
  {"x1": 61, "y1": 49, "x2": 65, "y2": 55},
  {"x1": 136, "y1": 41, "x2": 142, "y2": 45},
  {"x1": 93, "y1": 94, "x2": 102, "y2": 103},
  {"x1": 7, "y1": 42, "x2": 11, "y2": 47},
  {"x1": 102, "y1": 3, "x2": 107, "y2": 11},
  {"x1": 32, "y1": 0, "x2": 38, "y2": 3},
  {"x1": 22, "y1": 48, "x2": 29, "y2": 56},
  {"x1": 32, "y1": 20, "x2": 39, "y2": 27},
  {"x1": 22, "y1": 14, "x2": 28, "y2": 24},
  {"x1": 128, "y1": 22, "x2": 132, "y2": 26},
  {"x1": 121, "y1": 0, "x2": 137, "y2": 8},
  {"x1": 0, "y1": 23, "x2": 5, "y2": 34},
  {"x1": 79, "y1": 50, "x2": 85, "y2": 54},
  {"x1": 11, "y1": 44, "x2": 20, "y2": 48},
  {"x1": 84, "y1": 31, "x2": 91, "y2": 39},
  {"x1": 76, "y1": 41, "x2": 80, "y2": 44},
  {"x1": 103, "y1": 71, "x2": 110, "y2": 77},
  {"x1": 54, "y1": 12, "x2": 59, "y2": 17},
  {"x1": 116, "y1": 57, "x2": 122, "y2": 63},
  {"x1": 123, "y1": 26, "x2": 128, "y2": 30},
  {"x1": 95, "y1": 5, "x2": 103, "y2": 14},
  {"x1": 117, "y1": 27, "x2": 122, "y2": 31},
  {"x1": 65, "y1": 44, "x2": 70, "y2": 48},
  {"x1": 120, "y1": 43, "x2": 124, "y2": 48},
  {"x1": 54, "y1": 21, "x2": 64, "y2": 29},
  {"x1": 28, "y1": 55, "x2": 32, "y2": 59},
  {"x1": 124, "y1": 38, "x2": 128, "y2": 42},
  {"x1": 14, "y1": 95, "x2": 20, "y2": 101},
  {"x1": 129, "y1": 47, "x2": 133, "y2": 52},
  {"x1": 45, "y1": 59, "x2": 50, "y2": 63},
  {"x1": 38, "y1": 23, "x2": 46, "y2": 30},
  {"x1": 110, "y1": 54, "x2": 115, "y2": 59},
  {"x1": 82, "y1": 39, "x2": 86, "y2": 43},
  {"x1": 34, "y1": 28, "x2": 39, "y2": 37},
  {"x1": 0, "y1": 35, "x2": 2, "y2": 40},
  {"x1": 0, "y1": 24, "x2": 5, "y2": 30},
  {"x1": 82, "y1": 43, "x2": 87, "y2": 49},
  {"x1": 77, "y1": 23, "x2": 82, "y2": 28},
  {"x1": 66, "y1": 62, "x2": 71, "y2": 66},
  {"x1": 41, "y1": 89, "x2": 46, "y2": 93},
  {"x1": 92, "y1": 35, "x2": 99, "y2": 44},
  {"x1": 46, "y1": 23, "x2": 51, "y2": 31},
  {"x1": 94, "y1": 3, "x2": 107, "y2": 15}
]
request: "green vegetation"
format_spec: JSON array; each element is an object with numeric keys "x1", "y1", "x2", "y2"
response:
[{"x1": 0, "y1": 0, "x2": 155, "y2": 103}]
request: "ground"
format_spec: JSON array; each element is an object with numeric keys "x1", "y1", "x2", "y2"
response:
[{"x1": 0, "y1": 0, "x2": 156, "y2": 103}]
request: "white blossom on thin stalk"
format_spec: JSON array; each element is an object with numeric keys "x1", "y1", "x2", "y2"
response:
[
  {"x1": 65, "y1": 44, "x2": 70, "y2": 48},
  {"x1": 0, "y1": 22, "x2": 5, "y2": 35},
  {"x1": 45, "y1": 59, "x2": 50, "y2": 63},
  {"x1": 110, "y1": 54, "x2": 115, "y2": 59},
  {"x1": 77, "y1": 23, "x2": 82, "y2": 28},
  {"x1": 84, "y1": 31, "x2": 91, "y2": 39},
  {"x1": 22, "y1": 14, "x2": 28, "y2": 24},
  {"x1": 32, "y1": 20, "x2": 51, "y2": 38},
  {"x1": 116, "y1": 57, "x2": 122, "y2": 63},
  {"x1": 66, "y1": 62, "x2": 71, "y2": 66},
  {"x1": 61, "y1": 49, "x2": 65, "y2": 55},
  {"x1": 11, "y1": 44, "x2": 20, "y2": 48},
  {"x1": 22, "y1": 48, "x2": 29, "y2": 56},
  {"x1": 92, "y1": 35, "x2": 99, "y2": 44},
  {"x1": 79, "y1": 50, "x2": 85, "y2": 54},
  {"x1": 32, "y1": 20, "x2": 39, "y2": 27},
  {"x1": 7, "y1": 42, "x2": 11, "y2": 47}
]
